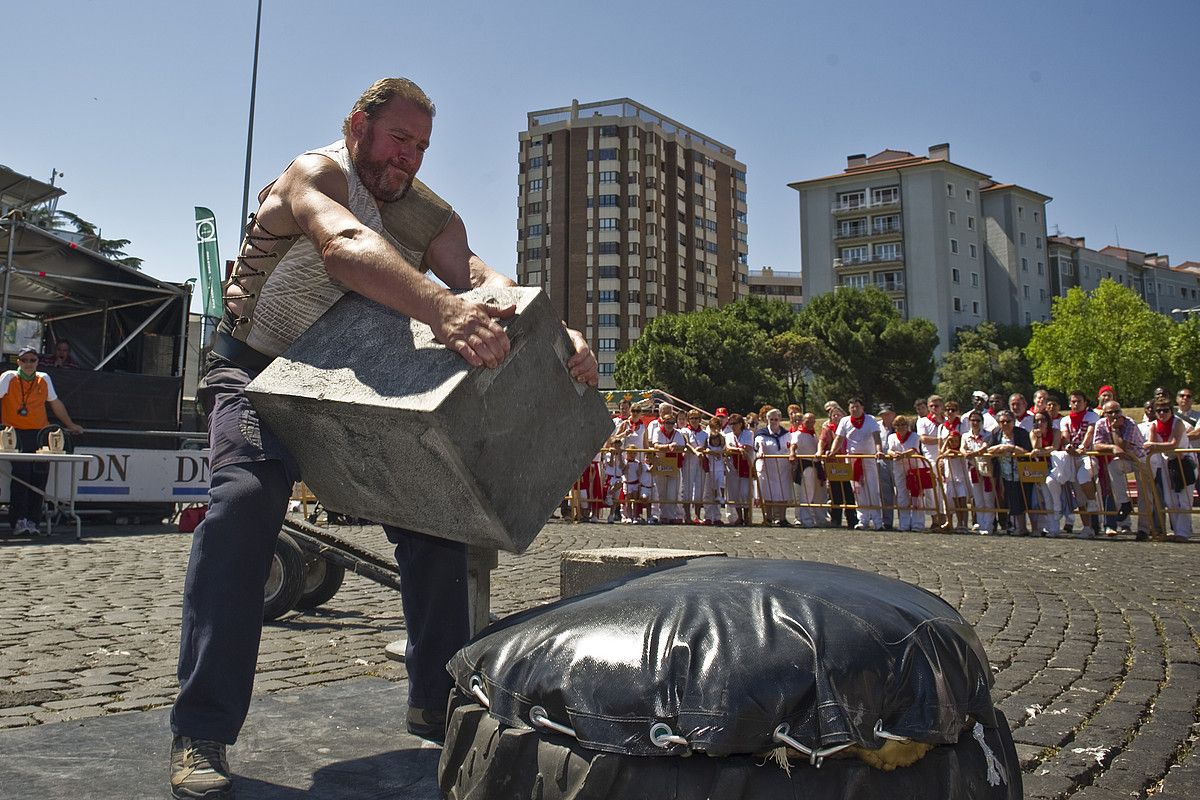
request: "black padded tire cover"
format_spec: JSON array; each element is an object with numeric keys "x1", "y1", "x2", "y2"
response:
[
  {"x1": 438, "y1": 696, "x2": 1023, "y2": 800},
  {"x1": 449, "y1": 557, "x2": 996, "y2": 757}
]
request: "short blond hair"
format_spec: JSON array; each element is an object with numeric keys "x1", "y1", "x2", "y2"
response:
[{"x1": 342, "y1": 78, "x2": 435, "y2": 136}]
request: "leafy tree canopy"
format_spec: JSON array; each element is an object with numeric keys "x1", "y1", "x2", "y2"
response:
[
  {"x1": 937, "y1": 321, "x2": 1034, "y2": 404},
  {"x1": 1026, "y1": 280, "x2": 1170, "y2": 403}
]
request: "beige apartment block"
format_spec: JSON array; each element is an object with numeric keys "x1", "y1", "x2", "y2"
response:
[
  {"x1": 1048, "y1": 236, "x2": 1200, "y2": 318},
  {"x1": 517, "y1": 99, "x2": 748, "y2": 387},
  {"x1": 748, "y1": 266, "x2": 803, "y2": 312},
  {"x1": 789, "y1": 144, "x2": 1052, "y2": 353}
]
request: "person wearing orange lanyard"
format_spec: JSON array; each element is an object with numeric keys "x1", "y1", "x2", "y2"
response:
[{"x1": 0, "y1": 346, "x2": 84, "y2": 537}]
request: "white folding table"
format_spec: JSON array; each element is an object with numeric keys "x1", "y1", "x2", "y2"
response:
[{"x1": 0, "y1": 451, "x2": 93, "y2": 540}]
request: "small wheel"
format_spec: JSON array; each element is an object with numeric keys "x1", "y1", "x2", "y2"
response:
[
  {"x1": 295, "y1": 553, "x2": 346, "y2": 610},
  {"x1": 263, "y1": 532, "x2": 305, "y2": 621}
]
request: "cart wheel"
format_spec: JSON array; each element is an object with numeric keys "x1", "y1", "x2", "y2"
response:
[
  {"x1": 263, "y1": 532, "x2": 305, "y2": 621},
  {"x1": 295, "y1": 553, "x2": 346, "y2": 610}
]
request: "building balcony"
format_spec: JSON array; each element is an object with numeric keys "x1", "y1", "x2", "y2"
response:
[
  {"x1": 831, "y1": 197, "x2": 902, "y2": 216},
  {"x1": 834, "y1": 252, "x2": 905, "y2": 269},
  {"x1": 875, "y1": 280, "x2": 905, "y2": 293},
  {"x1": 834, "y1": 222, "x2": 903, "y2": 243}
]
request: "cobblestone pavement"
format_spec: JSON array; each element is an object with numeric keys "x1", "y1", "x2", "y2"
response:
[{"x1": 1, "y1": 519, "x2": 1198, "y2": 798}]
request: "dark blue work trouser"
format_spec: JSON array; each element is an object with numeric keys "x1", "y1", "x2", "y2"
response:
[{"x1": 170, "y1": 458, "x2": 469, "y2": 744}]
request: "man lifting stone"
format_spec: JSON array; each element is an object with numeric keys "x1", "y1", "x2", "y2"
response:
[{"x1": 169, "y1": 77, "x2": 597, "y2": 799}]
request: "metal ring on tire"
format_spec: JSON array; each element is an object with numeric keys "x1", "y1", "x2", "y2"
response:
[
  {"x1": 469, "y1": 674, "x2": 490, "y2": 708},
  {"x1": 772, "y1": 723, "x2": 853, "y2": 768},
  {"x1": 649, "y1": 722, "x2": 689, "y2": 748},
  {"x1": 874, "y1": 719, "x2": 910, "y2": 742},
  {"x1": 530, "y1": 705, "x2": 577, "y2": 738}
]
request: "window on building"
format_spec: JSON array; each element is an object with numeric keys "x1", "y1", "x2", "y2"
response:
[
  {"x1": 872, "y1": 214, "x2": 899, "y2": 235},
  {"x1": 1037, "y1": 261, "x2": 1044, "y2": 275},
  {"x1": 1025, "y1": 311, "x2": 1031, "y2": 324},
  {"x1": 598, "y1": 194, "x2": 619, "y2": 206},
  {"x1": 894, "y1": 298, "x2": 906, "y2": 314},
  {"x1": 597, "y1": 314, "x2": 619, "y2": 328},
  {"x1": 1020, "y1": 232, "x2": 1027, "y2": 246},
  {"x1": 953, "y1": 297, "x2": 962, "y2": 312},
  {"x1": 952, "y1": 268, "x2": 960, "y2": 283},
  {"x1": 598, "y1": 171, "x2": 618, "y2": 183},
  {"x1": 627, "y1": 195, "x2": 638, "y2": 208},
  {"x1": 1021, "y1": 257, "x2": 1028, "y2": 271},
  {"x1": 627, "y1": 290, "x2": 640, "y2": 303},
  {"x1": 1039, "y1": 288, "x2": 1046, "y2": 301},
  {"x1": 946, "y1": 183, "x2": 955, "y2": 197},
  {"x1": 629, "y1": 242, "x2": 640, "y2": 255},
  {"x1": 965, "y1": 188, "x2": 973, "y2": 201},
  {"x1": 525, "y1": 247, "x2": 541, "y2": 261},
  {"x1": 840, "y1": 273, "x2": 870, "y2": 289},
  {"x1": 599, "y1": 265, "x2": 619, "y2": 279},
  {"x1": 706, "y1": 241, "x2": 718, "y2": 254},
  {"x1": 950, "y1": 238, "x2": 959, "y2": 254},
  {"x1": 528, "y1": 156, "x2": 543, "y2": 169},
  {"x1": 527, "y1": 201, "x2": 542, "y2": 214},
  {"x1": 837, "y1": 191, "x2": 865, "y2": 210},
  {"x1": 1018, "y1": 206, "x2": 1024, "y2": 220},
  {"x1": 599, "y1": 290, "x2": 620, "y2": 303},
  {"x1": 1036, "y1": 236, "x2": 1042, "y2": 250},
  {"x1": 1023, "y1": 284, "x2": 1030, "y2": 299},
  {"x1": 527, "y1": 224, "x2": 543, "y2": 236},
  {"x1": 840, "y1": 245, "x2": 868, "y2": 264},
  {"x1": 735, "y1": 190, "x2": 747, "y2": 202},
  {"x1": 591, "y1": 148, "x2": 618, "y2": 161},
  {"x1": 1034, "y1": 211, "x2": 1040, "y2": 223},
  {"x1": 972, "y1": 301, "x2": 980, "y2": 315},
  {"x1": 967, "y1": 216, "x2": 975, "y2": 230},
  {"x1": 839, "y1": 218, "x2": 868, "y2": 238},
  {"x1": 971, "y1": 272, "x2": 979, "y2": 287},
  {"x1": 874, "y1": 242, "x2": 901, "y2": 261},
  {"x1": 599, "y1": 125, "x2": 618, "y2": 137},
  {"x1": 597, "y1": 338, "x2": 618, "y2": 352},
  {"x1": 528, "y1": 179, "x2": 543, "y2": 191},
  {"x1": 871, "y1": 186, "x2": 899, "y2": 205},
  {"x1": 735, "y1": 210, "x2": 747, "y2": 223},
  {"x1": 948, "y1": 210, "x2": 957, "y2": 225},
  {"x1": 969, "y1": 243, "x2": 977, "y2": 258},
  {"x1": 599, "y1": 218, "x2": 618, "y2": 230},
  {"x1": 598, "y1": 242, "x2": 619, "y2": 255}
]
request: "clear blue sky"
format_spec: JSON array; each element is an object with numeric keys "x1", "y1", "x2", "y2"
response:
[{"x1": 8, "y1": 1, "x2": 1199, "y2": 311}]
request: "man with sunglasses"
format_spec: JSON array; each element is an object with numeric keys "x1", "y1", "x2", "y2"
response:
[
  {"x1": 0, "y1": 346, "x2": 84, "y2": 537},
  {"x1": 1093, "y1": 401, "x2": 1154, "y2": 538}
]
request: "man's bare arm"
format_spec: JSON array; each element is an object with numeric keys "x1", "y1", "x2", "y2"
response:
[{"x1": 282, "y1": 156, "x2": 512, "y2": 368}]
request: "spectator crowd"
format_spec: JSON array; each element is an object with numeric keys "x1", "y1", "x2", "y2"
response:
[{"x1": 569, "y1": 386, "x2": 1200, "y2": 543}]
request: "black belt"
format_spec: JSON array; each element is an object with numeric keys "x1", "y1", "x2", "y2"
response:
[{"x1": 210, "y1": 330, "x2": 275, "y2": 373}]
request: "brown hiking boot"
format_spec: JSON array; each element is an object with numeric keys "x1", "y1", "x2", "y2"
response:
[{"x1": 170, "y1": 735, "x2": 233, "y2": 798}]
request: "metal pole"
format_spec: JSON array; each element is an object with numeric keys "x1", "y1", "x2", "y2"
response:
[
  {"x1": 1, "y1": 219, "x2": 16, "y2": 353},
  {"x1": 239, "y1": 0, "x2": 264, "y2": 231}
]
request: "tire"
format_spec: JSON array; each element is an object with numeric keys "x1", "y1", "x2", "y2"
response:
[
  {"x1": 263, "y1": 532, "x2": 305, "y2": 622},
  {"x1": 438, "y1": 695, "x2": 1022, "y2": 800},
  {"x1": 294, "y1": 553, "x2": 346, "y2": 610}
]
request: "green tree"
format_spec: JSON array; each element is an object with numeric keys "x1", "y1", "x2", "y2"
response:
[
  {"x1": 764, "y1": 330, "x2": 826, "y2": 410},
  {"x1": 1168, "y1": 316, "x2": 1200, "y2": 391},
  {"x1": 937, "y1": 321, "x2": 1034, "y2": 403},
  {"x1": 794, "y1": 286, "x2": 938, "y2": 408},
  {"x1": 613, "y1": 308, "x2": 781, "y2": 412},
  {"x1": 1026, "y1": 279, "x2": 1170, "y2": 402},
  {"x1": 25, "y1": 206, "x2": 143, "y2": 268},
  {"x1": 722, "y1": 295, "x2": 800, "y2": 339}
]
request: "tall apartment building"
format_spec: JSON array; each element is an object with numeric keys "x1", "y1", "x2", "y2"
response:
[
  {"x1": 1048, "y1": 236, "x2": 1200, "y2": 318},
  {"x1": 517, "y1": 99, "x2": 749, "y2": 387},
  {"x1": 789, "y1": 144, "x2": 1052, "y2": 353}
]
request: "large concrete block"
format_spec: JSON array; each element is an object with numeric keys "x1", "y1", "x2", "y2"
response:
[{"x1": 245, "y1": 287, "x2": 612, "y2": 553}]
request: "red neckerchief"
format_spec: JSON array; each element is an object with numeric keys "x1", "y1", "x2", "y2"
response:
[
  {"x1": 849, "y1": 415, "x2": 865, "y2": 429},
  {"x1": 687, "y1": 424, "x2": 701, "y2": 432},
  {"x1": 1154, "y1": 416, "x2": 1174, "y2": 440},
  {"x1": 943, "y1": 416, "x2": 960, "y2": 432},
  {"x1": 823, "y1": 420, "x2": 837, "y2": 432},
  {"x1": 1049, "y1": 412, "x2": 1061, "y2": 421},
  {"x1": 1068, "y1": 410, "x2": 1087, "y2": 430},
  {"x1": 800, "y1": 423, "x2": 815, "y2": 435},
  {"x1": 926, "y1": 414, "x2": 939, "y2": 424},
  {"x1": 1015, "y1": 412, "x2": 1029, "y2": 423}
]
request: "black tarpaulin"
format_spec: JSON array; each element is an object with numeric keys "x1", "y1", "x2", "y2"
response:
[{"x1": 449, "y1": 557, "x2": 996, "y2": 758}]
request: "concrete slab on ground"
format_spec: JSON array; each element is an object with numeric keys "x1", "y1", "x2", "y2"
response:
[{"x1": 0, "y1": 677, "x2": 441, "y2": 800}]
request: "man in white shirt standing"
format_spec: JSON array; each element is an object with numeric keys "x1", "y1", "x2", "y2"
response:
[
  {"x1": 1060, "y1": 390, "x2": 1101, "y2": 538},
  {"x1": 916, "y1": 395, "x2": 947, "y2": 530},
  {"x1": 831, "y1": 397, "x2": 884, "y2": 530}
]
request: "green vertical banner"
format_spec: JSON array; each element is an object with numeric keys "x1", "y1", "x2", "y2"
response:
[{"x1": 194, "y1": 207, "x2": 222, "y2": 320}]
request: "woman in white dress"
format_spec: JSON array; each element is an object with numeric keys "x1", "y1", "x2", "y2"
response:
[{"x1": 755, "y1": 408, "x2": 792, "y2": 526}]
